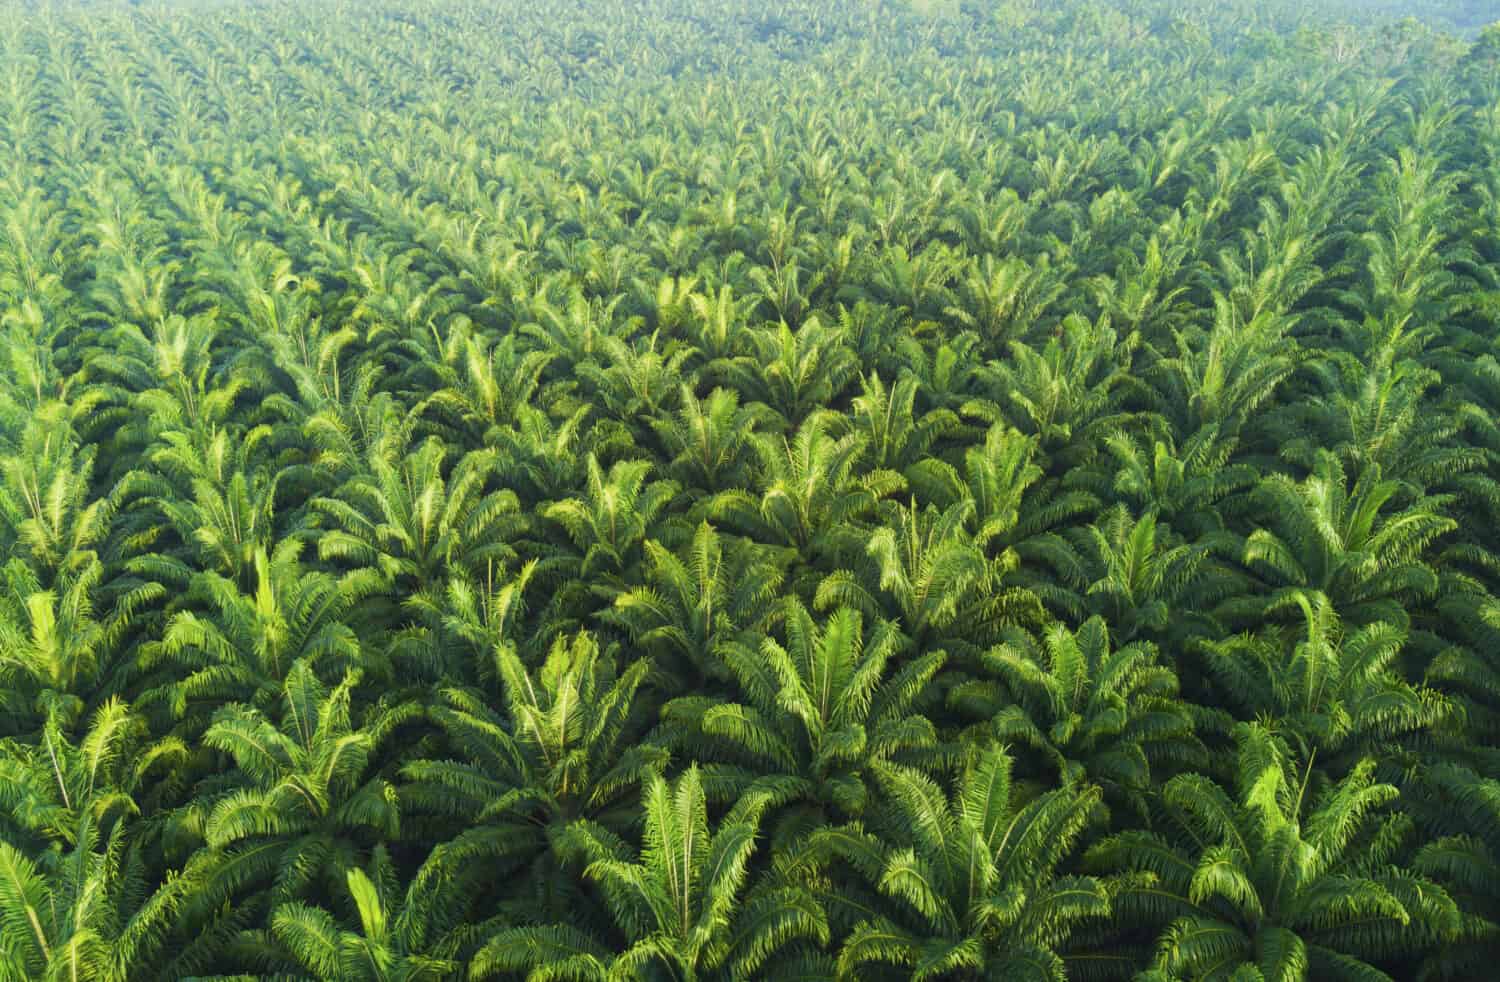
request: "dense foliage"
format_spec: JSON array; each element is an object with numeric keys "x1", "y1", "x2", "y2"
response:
[{"x1": 0, "y1": 0, "x2": 1497, "y2": 978}]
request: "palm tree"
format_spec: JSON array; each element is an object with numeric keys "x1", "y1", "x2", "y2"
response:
[
  {"x1": 393, "y1": 556, "x2": 549, "y2": 686},
  {"x1": 651, "y1": 385, "x2": 769, "y2": 496},
  {"x1": 0, "y1": 417, "x2": 112, "y2": 582},
  {"x1": 1098, "y1": 428, "x2": 1258, "y2": 538},
  {"x1": 471, "y1": 767, "x2": 826, "y2": 981},
  {"x1": 710, "y1": 411, "x2": 904, "y2": 577},
  {"x1": 192, "y1": 661, "x2": 419, "y2": 909},
  {"x1": 879, "y1": 326, "x2": 983, "y2": 415},
  {"x1": 82, "y1": 311, "x2": 224, "y2": 461},
  {"x1": 856, "y1": 241, "x2": 961, "y2": 323},
  {"x1": 1149, "y1": 293, "x2": 1302, "y2": 455},
  {"x1": 1422, "y1": 590, "x2": 1500, "y2": 769},
  {"x1": 747, "y1": 258, "x2": 814, "y2": 332},
  {"x1": 1464, "y1": 22, "x2": 1500, "y2": 68},
  {"x1": 721, "y1": 315, "x2": 859, "y2": 428},
  {"x1": 490, "y1": 403, "x2": 593, "y2": 505},
  {"x1": 0, "y1": 816, "x2": 204, "y2": 982},
  {"x1": 137, "y1": 540, "x2": 370, "y2": 729},
  {"x1": 1092, "y1": 723, "x2": 1458, "y2": 981},
  {"x1": 311, "y1": 437, "x2": 526, "y2": 594},
  {"x1": 972, "y1": 314, "x2": 1147, "y2": 467},
  {"x1": 520, "y1": 288, "x2": 629, "y2": 377},
  {"x1": 957, "y1": 423, "x2": 1050, "y2": 552},
  {"x1": 1278, "y1": 348, "x2": 1475, "y2": 491},
  {"x1": 1230, "y1": 450, "x2": 1455, "y2": 630},
  {"x1": 576, "y1": 333, "x2": 692, "y2": 435},
  {"x1": 659, "y1": 599, "x2": 944, "y2": 825},
  {"x1": 835, "y1": 743, "x2": 1109, "y2": 981},
  {"x1": 919, "y1": 422, "x2": 1103, "y2": 604},
  {"x1": 846, "y1": 371, "x2": 959, "y2": 484},
  {"x1": 1341, "y1": 147, "x2": 1465, "y2": 361},
  {"x1": 683, "y1": 283, "x2": 758, "y2": 366},
  {"x1": 949, "y1": 616, "x2": 1204, "y2": 822},
  {"x1": 630, "y1": 273, "x2": 703, "y2": 335},
  {"x1": 0, "y1": 557, "x2": 124, "y2": 732},
  {"x1": 0, "y1": 702, "x2": 208, "y2": 981},
  {"x1": 1020, "y1": 505, "x2": 1223, "y2": 645},
  {"x1": 398, "y1": 631, "x2": 665, "y2": 924},
  {"x1": 123, "y1": 432, "x2": 283, "y2": 588},
  {"x1": 413, "y1": 329, "x2": 555, "y2": 448},
  {"x1": 0, "y1": 698, "x2": 184, "y2": 851},
  {"x1": 1410, "y1": 764, "x2": 1500, "y2": 981},
  {"x1": 607, "y1": 521, "x2": 783, "y2": 690},
  {"x1": 1087, "y1": 226, "x2": 1201, "y2": 338},
  {"x1": 946, "y1": 252, "x2": 1065, "y2": 348},
  {"x1": 543, "y1": 453, "x2": 678, "y2": 591},
  {"x1": 818, "y1": 498, "x2": 1028, "y2": 658},
  {"x1": 243, "y1": 303, "x2": 369, "y2": 476},
  {"x1": 346, "y1": 250, "x2": 459, "y2": 379},
  {"x1": 293, "y1": 367, "x2": 405, "y2": 491},
  {"x1": 89, "y1": 319, "x2": 274, "y2": 571},
  {"x1": 241, "y1": 850, "x2": 458, "y2": 980},
  {"x1": 1199, "y1": 594, "x2": 1446, "y2": 772}
]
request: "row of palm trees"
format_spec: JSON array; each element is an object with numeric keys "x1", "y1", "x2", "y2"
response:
[{"x1": 0, "y1": 0, "x2": 1496, "y2": 978}]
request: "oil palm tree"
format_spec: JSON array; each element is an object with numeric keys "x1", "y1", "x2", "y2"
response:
[
  {"x1": 958, "y1": 423, "x2": 1050, "y2": 552},
  {"x1": 311, "y1": 437, "x2": 526, "y2": 594},
  {"x1": 137, "y1": 540, "x2": 371, "y2": 729},
  {"x1": 0, "y1": 557, "x2": 125, "y2": 732},
  {"x1": 846, "y1": 371, "x2": 959, "y2": 484},
  {"x1": 490, "y1": 403, "x2": 592, "y2": 505},
  {"x1": 658, "y1": 598, "x2": 944, "y2": 825},
  {"x1": 836, "y1": 743, "x2": 1109, "y2": 981},
  {"x1": 1231, "y1": 450, "x2": 1455, "y2": 630},
  {"x1": 0, "y1": 815, "x2": 205, "y2": 982},
  {"x1": 294, "y1": 369, "x2": 404, "y2": 491},
  {"x1": 924, "y1": 424, "x2": 1104, "y2": 614},
  {"x1": 0, "y1": 702, "x2": 206, "y2": 980},
  {"x1": 1411, "y1": 764, "x2": 1500, "y2": 981},
  {"x1": 1020, "y1": 505, "x2": 1224, "y2": 645},
  {"x1": 1098, "y1": 428, "x2": 1258, "y2": 538},
  {"x1": 471, "y1": 767, "x2": 825, "y2": 981},
  {"x1": 972, "y1": 314, "x2": 1147, "y2": 467},
  {"x1": 946, "y1": 252, "x2": 1065, "y2": 348},
  {"x1": 948, "y1": 616, "x2": 1204, "y2": 822},
  {"x1": 577, "y1": 333, "x2": 693, "y2": 435},
  {"x1": 684, "y1": 283, "x2": 758, "y2": 367},
  {"x1": 82, "y1": 311, "x2": 225, "y2": 469},
  {"x1": 721, "y1": 315, "x2": 859, "y2": 428},
  {"x1": 1092, "y1": 723, "x2": 1458, "y2": 981},
  {"x1": 817, "y1": 498, "x2": 1028, "y2": 658},
  {"x1": 125, "y1": 432, "x2": 284, "y2": 589},
  {"x1": 192, "y1": 661, "x2": 420, "y2": 909},
  {"x1": 1279, "y1": 349, "x2": 1475, "y2": 492},
  {"x1": 520, "y1": 288, "x2": 629, "y2": 377},
  {"x1": 398, "y1": 630, "x2": 665, "y2": 921},
  {"x1": 651, "y1": 385, "x2": 769, "y2": 497},
  {"x1": 0, "y1": 697, "x2": 185, "y2": 850},
  {"x1": 710, "y1": 411, "x2": 905, "y2": 574},
  {"x1": 543, "y1": 453, "x2": 679, "y2": 591},
  {"x1": 0, "y1": 418, "x2": 112, "y2": 582},
  {"x1": 1149, "y1": 293, "x2": 1302, "y2": 455},
  {"x1": 239, "y1": 849, "x2": 459, "y2": 980},
  {"x1": 413, "y1": 329, "x2": 556, "y2": 448},
  {"x1": 1199, "y1": 594, "x2": 1446, "y2": 772},
  {"x1": 607, "y1": 521, "x2": 784, "y2": 690}
]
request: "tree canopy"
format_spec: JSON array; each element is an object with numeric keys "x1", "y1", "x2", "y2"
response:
[{"x1": 0, "y1": 0, "x2": 1495, "y2": 978}]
